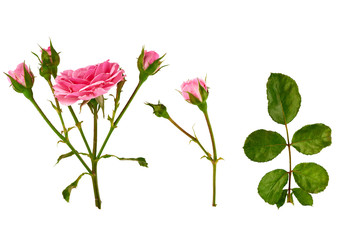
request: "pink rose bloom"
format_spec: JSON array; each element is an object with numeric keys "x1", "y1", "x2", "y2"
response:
[
  {"x1": 143, "y1": 50, "x2": 159, "y2": 70},
  {"x1": 181, "y1": 78, "x2": 208, "y2": 103},
  {"x1": 53, "y1": 60, "x2": 124, "y2": 106},
  {"x1": 7, "y1": 63, "x2": 34, "y2": 87}
]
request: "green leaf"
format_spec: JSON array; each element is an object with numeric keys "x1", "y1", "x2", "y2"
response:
[
  {"x1": 243, "y1": 129, "x2": 286, "y2": 162},
  {"x1": 292, "y1": 188, "x2": 313, "y2": 206},
  {"x1": 293, "y1": 162, "x2": 329, "y2": 193},
  {"x1": 258, "y1": 169, "x2": 288, "y2": 205},
  {"x1": 292, "y1": 123, "x2": 332, "y2": 155},
  {"x1": 62, "y1": 173, "x2": 88, "y2": 202},
  {"x1": 100, "y1": 155, "x2": 148, "y2": 167},
  {"x1": 56, "y1": 151, "x2": 74, "y2": 165},
  {"x1": 276, "y1": 189, "x2": 288, "y2": 209},
  {"x1": 267, "y1": 73, "x2": 301, "y2": 124}
]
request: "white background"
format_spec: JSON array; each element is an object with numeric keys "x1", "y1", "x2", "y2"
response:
[{"x1": 0, "y1": 0, "x2": 339, "y2": 239}]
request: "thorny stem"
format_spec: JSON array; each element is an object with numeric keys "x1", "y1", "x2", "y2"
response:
[
  {"x1": 97, "y1": 82, "x2": 142, "y2": 159},
  {"x1": 168, "y1": 117, "x2": 212, "y2": 160},
  {"x1": 68, "y1": 106, "x2": 93, "y2": 158},
  {"x1": 203, "y1": 108, "x2": 218, "y2": 207},
  {"x1": 47, "y1": 79, "x2": 68, "y2": 139},
  {"x1": 29, "y1": 98, "x2": 91, "y2": 173},
  {"x1": 91, "y1": 106, "x2": 101, "y2": 209}
]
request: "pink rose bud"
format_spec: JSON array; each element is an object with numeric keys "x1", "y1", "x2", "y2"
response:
[
  {"x1": 181, "y1": 78, "x2": 209, "y2": 104},
  {"x1": 53, "y1": 60, "x2": 125, "y2": 106},
  {"x1": 6, "y1": 62, "x2": 34, "y2": 88},
  {"x1": 137, "y1": 47, "x2": 165, "y2": 83},
  {"x1": 5, "y1": 62, "x2": 35, "y2": 99},
  {"x1": 41, "y1": 46, "x2": 52, "y2": 56},
  {"x1": 143, "y1": 50, "x2": 159, "y2": 70}
]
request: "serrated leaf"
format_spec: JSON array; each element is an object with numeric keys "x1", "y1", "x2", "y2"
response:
[
  {"x1": 258, "y1": 169, "x2": 288, "y2": 205},
  {"x1": 56, "y1": 151, "x2": 74, "y2": 165},
  {"x1": 267, "y1": 73, "x2": 301, "y2": 124},
  {"x1": 276, "y1": 189, "x2": 288, "y2": 209},
  {"x1": 243, "y1": 129, "x2": 287, "y2": 162},
  {"x1": 292, "y1": 188, "x2": 313, "y2": 206},
  {"x1": 292, "y1": 123, "x2": 332, "y2": 155},
  {"x1": 293, "y1": 162, "x2": 329, "y2": 193},
  {"x1": 62, "y1": 173, "x2": 88, "y2": 202}
]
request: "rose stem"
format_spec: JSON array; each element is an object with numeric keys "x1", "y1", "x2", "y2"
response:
[
  {"x1": 29, "y1": 97, "x2": 91, "y2": 173},
  {"x1": 68, "y1": 106, "x2": 93, "y2": 158},
  {"x1": 97, "y1": 82, "x2": 142, "y2": 159},
  {"x1": 203, "y1": 108, "x2": 218, "y2": 207},
  {"x1": 91, "y1": 105, "x2": 101, "y2": 209}
]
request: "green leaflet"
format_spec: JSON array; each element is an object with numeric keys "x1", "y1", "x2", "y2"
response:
[
  {"x1": 258, "y1": 169, "x2": 288, "y2": 205},
  {"x1": 293, "y1": 162, "x2": 329, "y2": 193},
  {"x1": 101, "y1": 155, "x2": 148, "y2": 167},
  {"x1": 267, "y1": 73, "x2": 301, "y2": 125},
  {"x1": 62, "y1": 173, "x2": 89, "y2": 202},
  {"x1": 243, "y1": 130, "x2": 286, "y2": 162},
  {"x1": 56, "y1": 152, "x2": 74, "y2": 165},
  {"x1": 276, "y1": 189, "x2": 288, "y2": 209},
  {"x1": 292, "y1": 123, "x2": 332, "y2": 155},
  {"x1": 292, "y1": 188, "x2": 313, "y2": 206}
]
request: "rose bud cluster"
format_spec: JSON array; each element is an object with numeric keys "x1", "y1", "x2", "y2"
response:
[
  {"x1": 5, "y1": 62, "x2": 35, "y2": 99},
  {"x1": 33, "y1": 40, "x2": 60, "y2": 81},
  {"x1": 137, "y1": 47, "x2": 165, "y2": 83}
]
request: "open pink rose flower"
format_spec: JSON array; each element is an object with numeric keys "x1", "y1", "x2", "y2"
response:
[
  {"x1": 7, "y1": 62, "x2": 34, "y2": 87},
  {"x1": 143, "y1": 50, "x2": 159, "y2": 70},
  {"x1": 181, "y1": 78, "x2": 208, "y2": 103},
  {"x1": 53, "y1": 60, "x2": 124, "y2": 105}
]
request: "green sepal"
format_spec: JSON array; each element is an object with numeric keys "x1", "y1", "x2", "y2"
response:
[
  {"x1": 291, "y1": 123, "x2": 332, "y2": 155},
  {"x1": 292, "y1": 188, "x2": 313, "y2": 206},
  {"x1": 267, "y1": 73, "x2": 301, "y2": 124},
  {"x1": 243, "y1": 129, "x2": 287, "y2": 162},
  {"x1": 198, "y1": 80, "x2": 209, "y2": 103},
  {"x1": 276, "y1": 189, "x2": 288, "y2": 209},
  {"x1": 23, "y1": 63, "x2": 34, "y2": 89},
  {"x1": 5, "y1": 73, "x2": 26, "y2": 93},
  {"x1": 56, "y1": 151, "x2": 74, "y2": 165},
  {"x1": 137, "y1": 46, "x2": 145, "y2": 72},
  {"x1": 62, "y1": 172, "x2": 89, "y2": 202},
  {"x1": 49, "y1": 40, "x2": 60, "y2": 66},
  {"x1": 258, "y1": 169, "x2": 288, "y2": 205},
  {"x1": 145, "y1": 101, "x2": 170, "y2": 119},
  {"x1": 95, "y1": 95, "x2": 105, "y2": 117},
  {"x1": 100, "y1": 154, "x2": 148, "y2": 167},
  {"x1": 293, "y1": 162, "x2": 329, "y2": 193},
  {"x1": 187, "y1": 92, "x2": 202, "y2": 105}
]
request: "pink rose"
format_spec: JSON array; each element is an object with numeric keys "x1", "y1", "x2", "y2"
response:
[
  {"x1": 7, "y1": 62, "x2": 34, "y2": 87},
  {"x1": 53, "y1": 60, "x2": 124, "y2": 106},
  {"x1": 181, "y1": 78, "x2": 208, "y2": 103},
  {"x1": 143, "y1": 50, "x2": 160, "y2": 70}
]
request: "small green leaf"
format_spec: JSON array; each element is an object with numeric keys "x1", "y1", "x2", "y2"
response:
[
  {"x1": 276, "y1": 189, "x2": 288, "y2": 209},
  {"x1": 292, "y1": 188, "x2": 313, "y2": 206},
  {"x1": 292, "y1": 123, "x2": 332, "y2": 155},
  {"x1": 267, "y1": 73, "x2": 301, "y2": 124},
  {"x1": 62, "y1": 173, "x2": 88, "y2": 202},
  {"x1": 56, "y1": 151, "x2": 74, "y2": 165},
  {"x1": 100, "y1": 155, "x2": 148, "y2": 167},
  {"x1": 293, "y1": 162, "x2": 329, "y2": 193},
  {"x1": 243, "y1": 129, "x2": 286, "y2": 162},
  {"x1": 258, "y1": 169, "x2": 288, "y2": 205}
]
